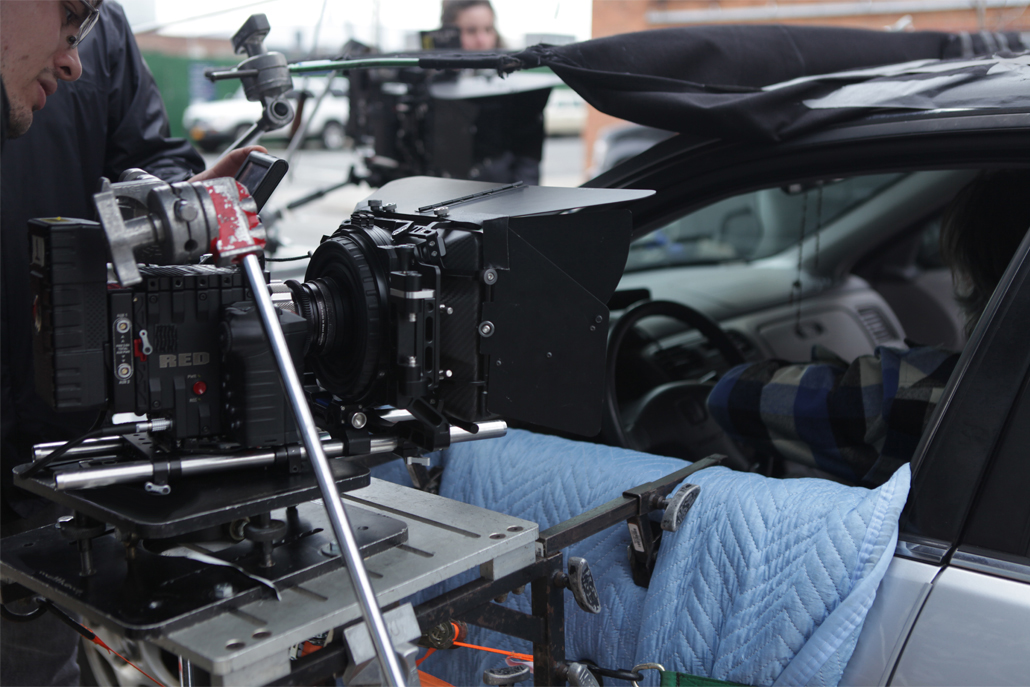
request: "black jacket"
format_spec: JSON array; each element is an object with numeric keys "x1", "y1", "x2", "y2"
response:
[{"x1": 0, "y1": 1, "x2": 204, "y2": 514}]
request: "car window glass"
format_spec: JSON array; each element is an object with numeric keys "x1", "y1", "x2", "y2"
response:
[
  {"x1": 915, "y1": 216, "x2": 945, "y2": 269},
  {"x1": 624, "y1": 173, "x2": 905, "y2": 272}
]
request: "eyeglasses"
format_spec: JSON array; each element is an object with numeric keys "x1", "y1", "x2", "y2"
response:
[{"x1": 67, "y1": 0, "x2": 102, "y2": 49}]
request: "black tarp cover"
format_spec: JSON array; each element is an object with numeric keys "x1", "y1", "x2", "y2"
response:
[{"x1": 506, "y1": 26, "x2": 1027, "y2": 141}]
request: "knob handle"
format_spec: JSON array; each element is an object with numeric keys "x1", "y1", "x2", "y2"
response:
[
  {"x1": 566, "y1": 662, "x2": 600, "y2": 687},
  {"x1": 567, "y1": 557, "x2": 601, "y2": 615},
  {"x1": 483, "y1": 664, "x2": 531, "y2": 685},
  {"x1": 661, "y1": 483, "x2": 700, "y2": 533}
]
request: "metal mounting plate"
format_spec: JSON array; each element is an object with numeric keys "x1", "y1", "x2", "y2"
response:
[
  {"x1": 0, "y1": 501, "x2": 405, "y2": 637},
  {"x1": 1, "y1": 478, "x2": 539, "y2": 682},
  {"x1": 12, "y1": 457, "x2": 369, "y2": 539},
  {"x1": 152, "y1": 479, "x2": 538, "y2": 678}
]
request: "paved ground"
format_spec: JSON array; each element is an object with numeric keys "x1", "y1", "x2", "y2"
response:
[{"x1": 202, "y1": 136, "x2": 585, "y2": 268}]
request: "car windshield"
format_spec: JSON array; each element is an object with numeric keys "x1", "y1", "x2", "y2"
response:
[{"x1": 624, "y1": 173, "x2": 905, "y2": 272}]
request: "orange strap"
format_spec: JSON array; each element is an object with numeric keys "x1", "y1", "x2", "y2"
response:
[
  {"x1": 418, "y1": 620, "x2": 534, "y2": 686},
  {"x1": 451, "y1": 640, "x2": 533, "y2": 663}
]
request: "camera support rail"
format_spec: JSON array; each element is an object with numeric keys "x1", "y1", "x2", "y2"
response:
[{"x1": 32, "y1": 418, "x2": 506, "y2": 491}]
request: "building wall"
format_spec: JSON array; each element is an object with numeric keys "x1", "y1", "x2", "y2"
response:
[{"x1": 584, "y1": 0, "x2": 1030, "y2": 171}]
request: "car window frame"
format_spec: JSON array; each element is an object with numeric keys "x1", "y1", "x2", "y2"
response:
[
  {"x1": 955, "y1": 355, "x2": 1030, "y2": 558},
  {"x1": 901, "y1": 224, "x2": 1030, "y2": 550}
]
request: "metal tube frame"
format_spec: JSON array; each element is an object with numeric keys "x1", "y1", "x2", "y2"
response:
[
  {"x1": 403, "y1": 459, "x2": 715, "y2": 686},
  {"x1": 40, "y1": 420, "x2": 507, "y2": 491}
]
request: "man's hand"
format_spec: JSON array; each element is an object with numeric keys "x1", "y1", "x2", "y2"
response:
[{"x1": 189, "y1": 145, "x2": 268, "y2": 182}]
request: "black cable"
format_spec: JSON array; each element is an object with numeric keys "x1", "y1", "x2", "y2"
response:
[
  {"x1": 265, "y1": 252, "x2": 313, "y2": 263},
  {"x1": 19, "y1": 425, "x2": 134, "y2": 480},
  {"x1": 35, "y1": 599, "x2": 97, "y2": 641}
]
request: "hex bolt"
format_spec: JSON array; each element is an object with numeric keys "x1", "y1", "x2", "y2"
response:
[
  {"x1": 174, "y1": 200, "x2": 198, "y2": 222},
  {"x1": 434, "y1": 206, "x2": 450, "y2": 218}
]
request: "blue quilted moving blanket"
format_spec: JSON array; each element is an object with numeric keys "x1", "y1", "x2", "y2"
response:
[{"x1": 374, "y1": 430, "x2": 909, "y2": 686}]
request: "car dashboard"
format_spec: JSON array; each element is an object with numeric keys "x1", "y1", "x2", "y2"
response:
[{"x1": 613, "y1": 264, "x2": 907, "y2": 402}]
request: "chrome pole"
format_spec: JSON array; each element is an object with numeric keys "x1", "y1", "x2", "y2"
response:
[
  {"x1": 50, "y1": 421, "x2": 506, "y2": 490},
  {"x1": 241, "y1": 253, "x2": 406, "y2": 686},
  {"x1": 179, "y1": 656, "x2": 194, "y2": 687}
]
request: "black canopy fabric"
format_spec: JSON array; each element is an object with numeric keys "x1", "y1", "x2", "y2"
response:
[{"x1": 505, "y1": 26, "x2": 1027, "y2": 141}]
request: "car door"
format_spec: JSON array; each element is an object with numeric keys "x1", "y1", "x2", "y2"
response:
[{"x1": 843, "y1": 218, "x2": 1030, "y2": 685}]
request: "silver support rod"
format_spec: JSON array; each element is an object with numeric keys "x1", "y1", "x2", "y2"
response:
[
  {"x1": 241, "y1": 253, "x2": 407, "y2": 687},
  {"x1": 179, "y1": 656, "x2": 194, "y2": 687},
  {"x1": 53, "y1": 443, "x2": 340, "y2": 491},
  {"x1": 50, "y1": 421, "x2": 507, "y2": 491},
  {"x1": 34, "y1": 439, "x2": 124, "y2": 461},
  {"x1": 284, "y1": 70, "x2": 340, "y2": 169}
]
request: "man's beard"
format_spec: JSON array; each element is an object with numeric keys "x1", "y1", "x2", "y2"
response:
[{"x1": 8, "y1": 100, "x2": 32, "y2": 138}]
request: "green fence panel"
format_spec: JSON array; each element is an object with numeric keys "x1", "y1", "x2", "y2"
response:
[{"x1": 142, "y1": 51, "x2": 239, "y2": 139}]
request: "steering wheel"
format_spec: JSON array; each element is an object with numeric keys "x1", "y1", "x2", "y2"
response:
[{"x1": 604, "y1": 300, "x2": 749, "y2": 464}]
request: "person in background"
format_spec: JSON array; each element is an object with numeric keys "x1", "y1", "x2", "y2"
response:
[
  {"x1": 707, "y1": 170, "x2": 1030, "y2": 487},
  {"x1": 442, "y1": 0, "x2": 503, "y2": 51},
  {"x1": 439, "y1": 0, "x2": 544, "y2": 184}
]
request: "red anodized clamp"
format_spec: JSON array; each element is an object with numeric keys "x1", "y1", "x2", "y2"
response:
[{"x1": 201, "y1": 179, "x2": 266, "y2": 265}]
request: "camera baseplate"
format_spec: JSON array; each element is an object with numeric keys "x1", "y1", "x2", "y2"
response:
[{"x1": 1, "y1": 479, "x2": 539, "y2": 685}]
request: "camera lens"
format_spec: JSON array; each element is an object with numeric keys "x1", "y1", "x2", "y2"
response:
[
  {"x1": 289, "y1": 229, "x2": 392, "y2": 403},
  {"x1": 287, "y1": 278, "x2": 340, "y2": 355}
]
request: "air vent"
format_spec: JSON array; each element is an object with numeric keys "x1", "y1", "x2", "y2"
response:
[
  {"x1": 857, "y1": 307, "x2": 896, "y2": 344},
  {"x1": 725, "y1": 330, "x2": 755, "y2": 356}
]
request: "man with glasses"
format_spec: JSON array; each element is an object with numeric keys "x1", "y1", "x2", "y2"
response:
[
  {"x1": 1, "y1": 0, "x2": 98, "y2": 141},
  {"x1": 1, "y1": 3, "x2": 261, "y2": 683}
]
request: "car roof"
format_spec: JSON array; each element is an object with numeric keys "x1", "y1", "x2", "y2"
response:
[{"x1": 510, "y1": 25, "x2": 1028, "y2": 143}]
